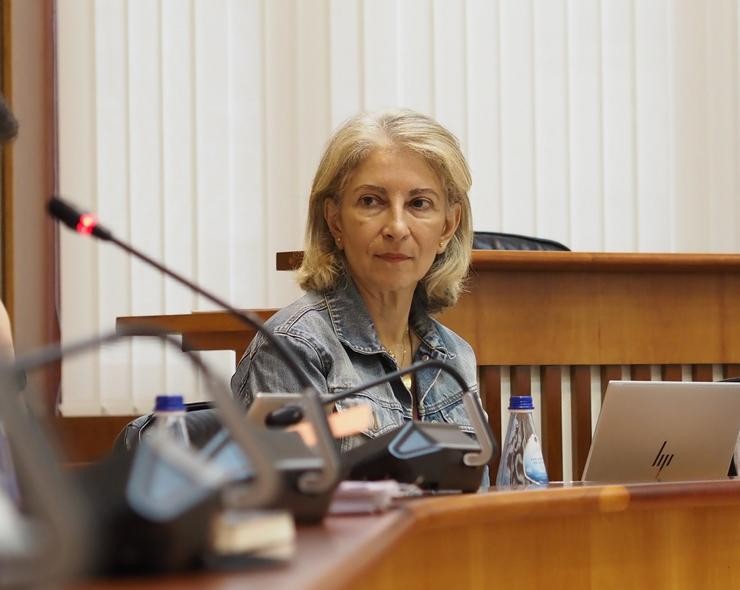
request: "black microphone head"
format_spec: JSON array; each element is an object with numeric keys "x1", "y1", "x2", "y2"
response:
[
  {"x1": 48, "y1": 196, "x2": 83, "y2": 231},
  {"x1": 48, "y1": 196, "x2": 112, "y2": 240}
]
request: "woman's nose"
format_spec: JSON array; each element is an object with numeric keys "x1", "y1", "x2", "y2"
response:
[{"x1": 382, "y1": 204, "x2": 411, "y2": 240}]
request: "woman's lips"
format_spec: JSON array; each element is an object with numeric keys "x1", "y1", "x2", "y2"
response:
[{"x1": 377, "y1": 253, "x2": 411, "y2": 262}]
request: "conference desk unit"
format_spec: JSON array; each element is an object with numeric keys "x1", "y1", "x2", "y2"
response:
[
  {"x1": 116, "y1": 250, "x2": 740, "y2": 480},
  {"x1": 78, "y1": 479, "x2": 740, "y2": 589}
]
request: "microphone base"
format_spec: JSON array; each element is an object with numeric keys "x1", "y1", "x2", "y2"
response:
[
  {"x1": 213, "y1": 429, "x2": 338, "y2": 524},
  {"x1": 342, "y1": 422, "x2": 485, "y2": 493},
  {"x1": 74, "y1": 450, "x2": 221, "y2": 576}
]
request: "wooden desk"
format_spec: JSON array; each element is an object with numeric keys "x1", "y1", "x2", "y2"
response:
[
  {"x1": 116, "y1": 251, "x2": 740, "y2": 479},
  {"x1": 77, "y1": 479, "x2": 740, "y2": 589}
]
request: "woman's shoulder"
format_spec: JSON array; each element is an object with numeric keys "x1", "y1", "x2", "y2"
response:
[
  {"x1": 263, "y1": 290, "x2": 333, "y2": 337},
  {"x1": 238, "y1": 290, "x2": 337, "y2": 378}
]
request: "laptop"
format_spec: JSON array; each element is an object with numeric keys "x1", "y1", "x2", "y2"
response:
[{"x1": 581, "y1": 381, "x2": 740, "y2": 483}]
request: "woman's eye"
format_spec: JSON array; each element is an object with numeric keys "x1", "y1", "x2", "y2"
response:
[
  {"x1": 359, "y1": 195, "x2": 380, "y2": 207},
  {"x1": 409, "y1": 197, "x2": 432, "y2": 210}
]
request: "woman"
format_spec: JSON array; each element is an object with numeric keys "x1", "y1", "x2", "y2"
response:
[{"x1": 231, "y1": 109, "x2": 483, "y2": 454}]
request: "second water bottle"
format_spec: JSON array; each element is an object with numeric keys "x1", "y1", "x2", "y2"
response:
[{"x1": 495, "y1": 395, "x2": 548, "y2": 487}]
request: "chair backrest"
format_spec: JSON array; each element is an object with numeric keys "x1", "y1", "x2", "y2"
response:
[
  {"x1": 111, "y1": 402, "x2": 219, "y2": 455},
  {"x1": 472, "y1": 231, "x2": 569, "y2": 251}
]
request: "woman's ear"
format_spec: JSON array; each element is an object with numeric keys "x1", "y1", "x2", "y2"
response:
[
  {"x1": 437, "y1": 202, "x2": 461, "y2": 253},
  {"x1": 324, "y1": 198, "x2": 344, "y2": 248}
]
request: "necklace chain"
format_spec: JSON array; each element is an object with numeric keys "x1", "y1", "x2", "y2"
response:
[
  {"x1": 386, "y1": 327, "x2": 413, "y2": 390},
  {"x1": 385, "y1": 327, "x2": 409, "y2": 364}
]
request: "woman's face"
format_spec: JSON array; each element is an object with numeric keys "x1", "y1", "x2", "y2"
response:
[{"x1": 324, "y1": 146, "x2": 460, "y2": 298}]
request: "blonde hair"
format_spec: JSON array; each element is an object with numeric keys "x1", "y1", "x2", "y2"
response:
[{"x1": 298, "y1": 109, "x2": 473, "y2": 313}]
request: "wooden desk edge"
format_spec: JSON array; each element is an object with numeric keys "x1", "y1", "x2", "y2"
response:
[
  {"x1": 297, "y1": 480, "x2": 740, "y2": 589},
  {"x1": 405, "y1": 480, "x2": 740, "y2": 526},
  {"x1": 72, "y1": 480, "x2": 740, "y2": 590}
]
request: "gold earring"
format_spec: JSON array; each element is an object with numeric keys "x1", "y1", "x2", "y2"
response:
[
  {"x1": 439, "y1": 240, "x2": 445, "y2": 249},
  {"x1": 336, "y1": 237, "x2": 343, "y2": 248}
]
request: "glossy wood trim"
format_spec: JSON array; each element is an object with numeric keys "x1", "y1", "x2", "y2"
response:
[
  {"x1": 277, "y1": 249, "x2": 740, "y2": 273},
  {"x1": 468, "y1": 250, "x2": 740, "y2": 273},
  {"x1": 116, "y1": 309, "x2": 276, "y2": 333}
]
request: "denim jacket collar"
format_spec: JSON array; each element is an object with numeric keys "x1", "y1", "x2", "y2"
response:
[{"x1": 323, "y1": 274, "x2": 454, "y2": 360}]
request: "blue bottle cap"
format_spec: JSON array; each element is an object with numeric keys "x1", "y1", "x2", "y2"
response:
[
  {"x1": 154, "y1": 394, "x2": 185, "y2": 412},
  {"x1": 508, "y1": 395, "x2": 534, "y2": 410}
]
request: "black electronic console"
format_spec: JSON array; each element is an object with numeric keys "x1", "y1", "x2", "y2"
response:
[
  {"x1": 325, "y1": 360, "x2": 498, "y2": 492},
  {"x1": 343, "y1": 422, "x2": 484, "y2": 492},
  {"x1": 48, "y1": 196, "x2": 341, "y2": 524}
]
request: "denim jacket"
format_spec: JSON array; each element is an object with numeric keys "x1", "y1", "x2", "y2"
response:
[{"x1": 230, "y1": 275, "x2": 484, "y2": 455}]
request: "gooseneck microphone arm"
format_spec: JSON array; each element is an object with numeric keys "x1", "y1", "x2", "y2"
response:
[
  {"x1": 48, "y1": 196, "x2": 339, "y2": 494},
  {"x1": 322, "y1": 359, "x2": 496, "y2": 468},
  {"x1": 13, "y1": 325, "x2": 281, "y2": 508}
]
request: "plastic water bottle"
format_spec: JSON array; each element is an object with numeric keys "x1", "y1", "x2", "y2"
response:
[
  {"x1": 153, "y1": 395, "x2": 190, "y2": 447},
  {"x1": 495, "y1": 396, "x2": 548, "y2": 487}
]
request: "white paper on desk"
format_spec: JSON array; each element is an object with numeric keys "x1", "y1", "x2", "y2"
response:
[
  {"x1": 329, "y1": 481, "x2": 422, "y2": 515},
  {"x1": 210, "y1": 508, "x2": 296, "y2": 558}
]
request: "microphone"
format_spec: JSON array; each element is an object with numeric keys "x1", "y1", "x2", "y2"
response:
[
  {"x1": 260, "y1": 359, "x2": 497, "y2": 493},
  {"x1": 48, "y1": 196, "x2": 340, "y2": 521},
  {"x1": 9, "y1": 326, "x2": 281, "y2": 574},
  {"x1": 47, "y1": 197, "x2": 112, "y2": 241}
]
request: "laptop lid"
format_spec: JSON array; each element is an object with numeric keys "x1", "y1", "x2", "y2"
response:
[{"x1": 581, "y1": 381, "x2": 740, "y2": 483}]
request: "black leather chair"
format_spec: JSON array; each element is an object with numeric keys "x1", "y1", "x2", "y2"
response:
[
  {"x1": 111, "y1": 401, "x2": 219, "y2": 455},
  {"x1": 472, "y1": 230, "x2": 569, "y2": 251}
]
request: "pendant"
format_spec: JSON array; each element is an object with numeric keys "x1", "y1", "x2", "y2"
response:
[{"x1": 401, "y1": 374, "x2": 413, "y2": 390}]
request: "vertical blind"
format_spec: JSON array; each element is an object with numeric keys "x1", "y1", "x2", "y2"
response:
[{"x1": 57, "y1": 0, "x2": 740, "y2": 416}]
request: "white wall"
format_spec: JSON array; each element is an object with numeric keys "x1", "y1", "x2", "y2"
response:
[{"x1": 57, "y1": 0, "x2": 740, "y2": 415}]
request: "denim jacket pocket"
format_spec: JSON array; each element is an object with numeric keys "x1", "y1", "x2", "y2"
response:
[
  {"x1": 333, "y1": 390, "x2": 405, "y2": 453},
  {"x1": 428, "y1": 394, "x2": 476, "y2": 435}
]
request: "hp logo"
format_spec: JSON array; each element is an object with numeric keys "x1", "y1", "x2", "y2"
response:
[{"x1": 652, "y1": 440, "x2": 674, "y2": 479}]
